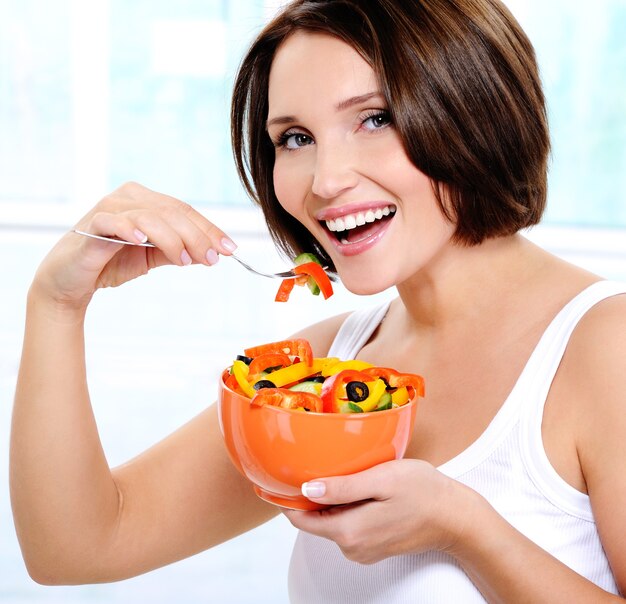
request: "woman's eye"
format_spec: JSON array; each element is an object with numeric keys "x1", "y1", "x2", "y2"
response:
[
  {"x1": 362, "y1": 111, "x2": 392, "y2": 131},
  {"x1": 277, "y1": 131, "x2": 314, "y2": 150}
]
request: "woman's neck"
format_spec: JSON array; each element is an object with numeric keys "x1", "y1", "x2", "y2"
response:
[{"x1": 393, "y1": 234, "x2": 549, "y2": 332}]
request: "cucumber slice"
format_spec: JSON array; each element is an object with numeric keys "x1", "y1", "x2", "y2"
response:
[
  {"x1": 293, "y1": 252, "x2": 322, "y2": 266},
  {"x1": 375, "y1": 392, "x2": 392, "y2": 410},
  {"x1": 339, "y1": 401, "x2": 365, "y2": 413},
  {"x1": 293, "y1": 252, "x2": 323, "y2": 295},
  {"x1": 288, "y1": 380, "x2": 322, "y2": 395}
]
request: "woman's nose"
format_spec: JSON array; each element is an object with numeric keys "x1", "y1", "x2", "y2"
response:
[{"x1": 310, "y1": 144, "x2": 358, "y2": 199}]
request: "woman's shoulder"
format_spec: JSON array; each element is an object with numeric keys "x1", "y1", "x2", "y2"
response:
[
  {"x1": 568, "y1": 283, "x2": 626, "y2": 364},
  {"x1": 558, "y1": 283, "x2": 626, "y2": 446},
  {"x1": 541, "y1": 282, "x2": 626, "y2": 499},
  {"x1": 552, "y1": 281, "x2": 626, "y2": 383}
]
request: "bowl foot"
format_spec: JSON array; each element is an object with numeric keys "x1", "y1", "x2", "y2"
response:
[{"x1": 253, "y1": 486, "x2": 329, "y2": 511}]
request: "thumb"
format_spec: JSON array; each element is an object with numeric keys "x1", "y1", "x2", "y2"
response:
[{"x1": 301, "y1": 463, "x2": 390, "y2": 506}]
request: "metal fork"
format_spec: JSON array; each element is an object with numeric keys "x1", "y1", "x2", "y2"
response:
[{"x1": 72, "y1": 229, "x2": 328, "y2": 280}]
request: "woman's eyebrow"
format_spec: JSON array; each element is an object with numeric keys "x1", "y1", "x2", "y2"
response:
[
  {"x1": 334, "y1": 91, "x2": 381, "y2": 111},
  {"x1": 266, "y1": 115, "x2": 296, "y2": 129},
  {"x1": 266, "y1": 91, "x2": 383, "y2": 130}
]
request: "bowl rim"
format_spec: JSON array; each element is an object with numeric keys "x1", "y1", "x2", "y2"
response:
[{"x1": 219, "y1": 369, "x2": 418, "y2": 419}]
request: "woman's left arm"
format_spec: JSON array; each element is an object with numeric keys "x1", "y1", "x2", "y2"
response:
[{"x1": 284, "y1": 294, "x2": 626, "y2": 603}]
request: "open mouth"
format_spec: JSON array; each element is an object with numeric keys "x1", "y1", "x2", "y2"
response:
[{"x1": 323, "y1": 205, "x2": 396, "y2": 245}]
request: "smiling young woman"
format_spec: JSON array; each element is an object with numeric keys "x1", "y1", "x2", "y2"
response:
[{"x1": 10, "y1": 1, "x2": 626, "y2": 603}]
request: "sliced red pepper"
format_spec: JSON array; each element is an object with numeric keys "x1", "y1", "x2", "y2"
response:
[
  {"x1": 244, "y1": 338, "x2": 313, "y2": 367},
  {"x1": 293, "y1": 262, "x2": 334, "y2": 300},
  {"x1": 320, "y1": 369, "x2": 374, "y2": 413},
  {"x1": 362, "y1": 367, "x2": 425, "y2": 398},
  {"x1": 274, "y1": 278, "x2": 295, "y2": 302},
  {"x1": 248, "y1": 351, "x2": 292, "y2": 375},
  {"x1": 224, "y1": 371, "x2": 241, "y2": 393},
  {"x1": 251, "y1": 388, "x2": 323, "y2": 412}
]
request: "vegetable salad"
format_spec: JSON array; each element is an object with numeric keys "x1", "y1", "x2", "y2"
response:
[
  {"x1": 224, "y1": 338, "x2": 425, "y2": 413},
  {"x1": 275, "y1": 253, "x2": 334, "y2": 302}
]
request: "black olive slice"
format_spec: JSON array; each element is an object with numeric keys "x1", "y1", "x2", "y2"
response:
[
  {"x1": 253, "y1": 379, "x2": 276, "y2": 390},
  {"x1": 346, "y1": 381, "x2": 369, "y2": 402}
]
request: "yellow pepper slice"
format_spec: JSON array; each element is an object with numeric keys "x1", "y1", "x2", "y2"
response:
[
  {"x1": 322, "y1": 359, "x2": 373, "y2": 377},
  {"x1": 259, "y1": 358, "x2": 326, "y2": 388},
  {"x1": 319, "y1": 357, "x2": 340, "y2": 374},
  {"x1": 391, "y1": 386, "x2": 410, "y2": 406},
  {"x1": 354, "y1": 378, "x2": 387, "y2": 412},
  {"x1": 232, "y1": 360, "x2": 256, "y2": 398}
]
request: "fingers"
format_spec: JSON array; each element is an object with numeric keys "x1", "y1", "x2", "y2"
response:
[
  {"x1": 300, "y1": 463, "x2": 391, "y2": 507},
  {"x1": 281, "y1": 466, "x2": 390, "y2": 547},
  {"x1": 283, "y1": 490, "x2": 379, "y2": 563},
  {"x1": 284, "y1": 461, "x2": 437, "y2": 565},
  {"x1": 77, "y1": 182, "x2": 238, "y2": 268}
]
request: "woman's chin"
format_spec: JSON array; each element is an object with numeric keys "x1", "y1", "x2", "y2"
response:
[{"x1": 340, "y1": 274, "x2": 395, "y2": 297}]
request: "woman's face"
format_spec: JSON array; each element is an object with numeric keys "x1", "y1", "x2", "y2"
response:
[{"x1": 267, "y1": 32, "x2": 456, "y2": 295}]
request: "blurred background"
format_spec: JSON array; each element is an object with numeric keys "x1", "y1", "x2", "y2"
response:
[{"x1": 1, "y1": 0, "x2": 624, "y2": 602}]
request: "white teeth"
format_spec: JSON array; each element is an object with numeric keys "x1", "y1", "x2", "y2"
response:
[
  {"x1": 325, "y1": 205, "x2": 396, "y2": 233},
  {"x1": 344, "y1": 215, "x2": 357, "y2": 230}
]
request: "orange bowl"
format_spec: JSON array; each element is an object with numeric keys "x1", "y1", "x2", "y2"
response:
[{"x1": 217, "y1": 370, "x2": 419, "y2": 510}]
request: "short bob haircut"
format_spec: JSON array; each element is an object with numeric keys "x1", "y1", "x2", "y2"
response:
[{"x1": 231, "y1": 0, "x2": 550, "y2": 269}]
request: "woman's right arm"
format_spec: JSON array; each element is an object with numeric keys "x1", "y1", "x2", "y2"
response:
[{"x1": 9, "y1": 183, "x2": 279, "y2": 584}]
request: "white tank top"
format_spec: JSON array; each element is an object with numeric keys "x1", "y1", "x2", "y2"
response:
[{"x1": 288, "y1": 281, "x2": 625, "y2": 603}]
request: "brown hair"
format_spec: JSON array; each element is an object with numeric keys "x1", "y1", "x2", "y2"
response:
[{"x1": 231, "y1": 0, "x2": 550, "y2": 267}]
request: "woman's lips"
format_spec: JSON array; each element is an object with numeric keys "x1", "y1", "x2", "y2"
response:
[
  {"x1": 319, "y1": 205, "x2": 396, "y2": 257},
  {"x1": 324, "y1": 205, "x2": 396, "y2": 234},
  {"x1": 316, "y1": 201, "x2": 397, "y2": 222}
]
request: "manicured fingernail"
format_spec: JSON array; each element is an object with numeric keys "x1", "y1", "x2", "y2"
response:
[
  {"x1": 206, "y1": 248, "x2": 219, "y2": 265},
  {"x1": 134, "y1": 229, "x2": 148, "y2": 243},
  {"x1": 181, "y1": 249, "x2": 192, "y2": 266},
  {"x1": 220, "y1": 237, "x2": 238, "y2": 253},
  {"x1": 301, "y1": 481, "x2": 326, "y2": 499}
]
